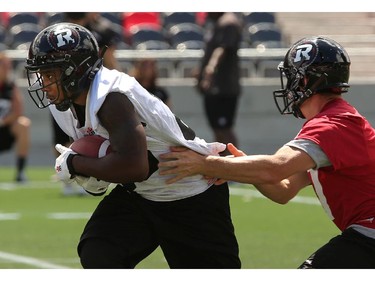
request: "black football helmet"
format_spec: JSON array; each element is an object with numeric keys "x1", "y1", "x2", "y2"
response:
[
  {"x1": 25, "y1": 22, "x2": 103, "y2": 111},
  {"x1": 273, "y1": 36, "x2": 350, "y2": 118}
]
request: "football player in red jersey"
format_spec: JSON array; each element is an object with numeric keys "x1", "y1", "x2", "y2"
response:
[{"x1": 159, "y1": 36, "x2": 375, "y2": 268}]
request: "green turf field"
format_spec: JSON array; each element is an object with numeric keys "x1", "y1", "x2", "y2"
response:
[{"x1": 0, "y1": 166, "x2": 339, "y2": 269}]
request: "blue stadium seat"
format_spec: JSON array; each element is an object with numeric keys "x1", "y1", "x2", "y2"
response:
[
  {"x1": 129, "y1": 25, "x2": 169, "y2": 49},
  {"x1": 162, "y1": 12, "x2": 196, "y2": 29},
  {"x1": 45, "y1": 12, "x2": 64, "y2": 25},
  {"x1": 168, "y1": 23, "x2": 204, "y2": 50},
  {"x1": 242, "y1": 12, "x2": 275, "y2": 27},
  {"x1": 134, "y1": 40, "x2": 170, "y2": 50},
  {"x1": 9, "y1": 23, "x2": 41, "y2": 48},
  {"x1": 101, "y1": 12, "x2": 123, "y2": 26},
  {"x1": 247, "y1": 22, "x2": 283, "y2": 47},
  {"x1": 8, "y1": 12, "x2": 39, "y2": 28}
]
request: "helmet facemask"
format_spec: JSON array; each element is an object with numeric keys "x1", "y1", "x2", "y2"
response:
[
  {"x1": 27, "y1": 61, "x2": 73, "y2": 111},
  {"x1": 273, "y1": 62, "x2": 328, "y2": 119}
]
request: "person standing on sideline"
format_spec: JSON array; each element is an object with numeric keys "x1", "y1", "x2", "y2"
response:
[
  {"x1": 197, "y1": 12, "x2": 242, "y2": 155},
  {"x1": 128, "y1": 58, "x2": 172, "y2": 108},
  {"x1": 159, "y1": 36, "x2": 375, "y2": 268},
  {"x1": 0, "y1": 52, "x2": 31, "y2": 182},
  {"x1": 25, "y1": 22, "x2": 240, "y2": 269}
]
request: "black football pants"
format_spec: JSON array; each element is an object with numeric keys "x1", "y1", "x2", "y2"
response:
[
  {"x1": 78, "y1": 183, "x2": 241, "y2": 269},
  {"x1": 299, "y1": 227, "x2": 375, "y2": 268}
]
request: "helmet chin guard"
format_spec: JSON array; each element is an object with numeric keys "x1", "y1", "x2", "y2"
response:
[{"x1": 273, "y1": 36, "x2": 350, "y2": 119}]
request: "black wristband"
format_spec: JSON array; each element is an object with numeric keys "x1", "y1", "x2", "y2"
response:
[
  {"x1": 67, "y1": 154, "x2": 89, "y2": 178},
  {"x1": 66, "y1": 153, "x2": 77, "y2": 178}
]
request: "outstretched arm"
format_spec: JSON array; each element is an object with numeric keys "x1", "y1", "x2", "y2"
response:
[{"x1": 158, "y1": 144, "x2": 315, "y2": 203}]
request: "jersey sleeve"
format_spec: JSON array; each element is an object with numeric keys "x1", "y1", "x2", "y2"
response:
[{"x1": 297, "y1": 115, "x2": 372, "y2": 170}]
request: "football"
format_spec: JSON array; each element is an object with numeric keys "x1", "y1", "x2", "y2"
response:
[{"x1": 70, "y1": 135, "x2": 112, "y2": 158}]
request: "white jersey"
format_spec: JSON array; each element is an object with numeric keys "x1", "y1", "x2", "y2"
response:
[{"x1": 50, "y1": 67, "x2": 226, "y2": 202}]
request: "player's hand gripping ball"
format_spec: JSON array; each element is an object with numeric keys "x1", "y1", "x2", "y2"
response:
[{"x1": 69, "y1": 135, "x2": 113, "y2": 196}]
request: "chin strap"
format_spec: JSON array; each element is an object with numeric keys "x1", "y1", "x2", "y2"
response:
[{"x1": 292, "y1": 72, "x2": 329, "y2": 119}]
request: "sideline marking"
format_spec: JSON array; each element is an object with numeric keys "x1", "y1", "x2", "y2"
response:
[
  {"x1": 0, "y1": 251, "x2": 69, "y2": 269},
  {"x1": 47, "y1": 212, "x2": 92, "y2": 219},
  {"x1": 0, "y1": 213, "x2": 20, "y2": 220},
  {"x1": 0, "y1": 181, "x2": 60, "y2": 190}
]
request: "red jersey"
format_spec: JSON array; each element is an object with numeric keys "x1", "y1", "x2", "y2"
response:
[{"x1": 296, "y1": 98, "x2": 375, "y2": 231}]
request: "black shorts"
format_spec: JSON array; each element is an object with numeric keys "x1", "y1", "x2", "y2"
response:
[
  {"x1": 204, "y1": 95, "x2": 239, "y2": 129},
  {"x1": 298, "y1": 227, "x2": 375, "y2": 268},
  {"x1": 0, "y1": 125, "x2": 15, "y2": 152},
  {"x1": 78, "y1": 183, "x2": 241, "y2": 269}
]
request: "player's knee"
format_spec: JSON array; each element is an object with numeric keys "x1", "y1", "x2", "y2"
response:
[{"x1": 79, "y1": 238, "x2": 128, "y2": 269}]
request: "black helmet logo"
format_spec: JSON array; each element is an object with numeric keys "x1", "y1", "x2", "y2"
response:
[{"x1": 47, "y1": 26, "x2": 81, "y2": 52}]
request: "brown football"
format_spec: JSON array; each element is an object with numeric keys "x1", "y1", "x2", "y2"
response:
[{"x1": 70, "y1": 135, "x2": 112, "y2": 158}]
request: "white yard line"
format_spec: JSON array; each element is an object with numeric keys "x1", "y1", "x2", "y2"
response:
[
  {"x1": 0, "y1": 181, "x2": 60, "y2": 190},
  {"x1": 46, "y1": 212, "x2": 92, "y2": 219},
  {"x1": 0, "y1": 251, "x2": 69, "y2": 269}
]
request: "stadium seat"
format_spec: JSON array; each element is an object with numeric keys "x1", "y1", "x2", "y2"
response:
[
  {"x1": 167, "y1": 23, "x2": 204, "y2": 50},
  {"x1": 247, "y1": 22, "x2": 283, "y2": 47},
  {"x1": 45, "y1": 12, "x2": 64, "y2": 25},
  {"x1": 101, "y1": 12, "x2": 123, "y2": 26},
  {"x1": 129, "y1": 25, "x2": 169, "y2": 49},
  {"x1": 134, "y1": 40, "x2": 170, "y2": 50},
  {"x1": 123, "y1": 12, "x2": 161, "y2": 36},
  {"x1": 242, "y1": 12, "x2": 275, "y2": 27},
  {"x1": 9, "y1": 23, "x2": 41, "y2": 48},
  {"x1": 174, "y1": 40, "x2": 205, "y2": 51},
  {"x1": 7, "y1": 12, "x2": 40, "y2": 28},
  {"x1": 162, "y1": 12, "x2": 196, "y2": 29}
]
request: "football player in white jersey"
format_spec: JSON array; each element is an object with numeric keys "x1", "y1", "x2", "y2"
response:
[
  {"x1": 159, "y1": 36, "x2": 375, "y2": 268},
  {"x1": 25, "y1": 22, "x2": 240, "y2": 269}
]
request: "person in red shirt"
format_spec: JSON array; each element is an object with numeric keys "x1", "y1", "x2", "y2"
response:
[{"x1": 158, "y1": 36, "x2": 375, "y2": 268}]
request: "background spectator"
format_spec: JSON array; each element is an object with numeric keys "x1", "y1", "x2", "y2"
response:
[
  {"x1": 0, "y1": 52, "x2": 31, "y2": 182},
  {"x1": 128, "y1": 58, "x2": 172, "y2": 108},
  {"x1": 196, "y1": 12, "x2": 243, "y2": 155}
]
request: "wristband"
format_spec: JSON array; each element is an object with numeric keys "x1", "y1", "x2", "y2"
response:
[
  {"x1": 66, "y1": 154, "x2": 88, "y2": 178},
  {"x1": 66, "y1": 153, "x2": 77, "y2": 178}
]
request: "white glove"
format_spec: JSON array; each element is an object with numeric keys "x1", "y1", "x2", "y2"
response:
[
  {"x1": 55, "y1": 144, "x2": 77, "y2": 182},
  {"x1": 75, "y1": 176, "x2": 111, "y2": 196}
]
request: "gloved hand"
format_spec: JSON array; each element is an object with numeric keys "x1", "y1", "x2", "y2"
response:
[
  {"x1": 55, "y1": 144, "x2": 78, "y2": 182},
  {"x1": 75, "y1": 176, "x2": 111, "y2": 196}
]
